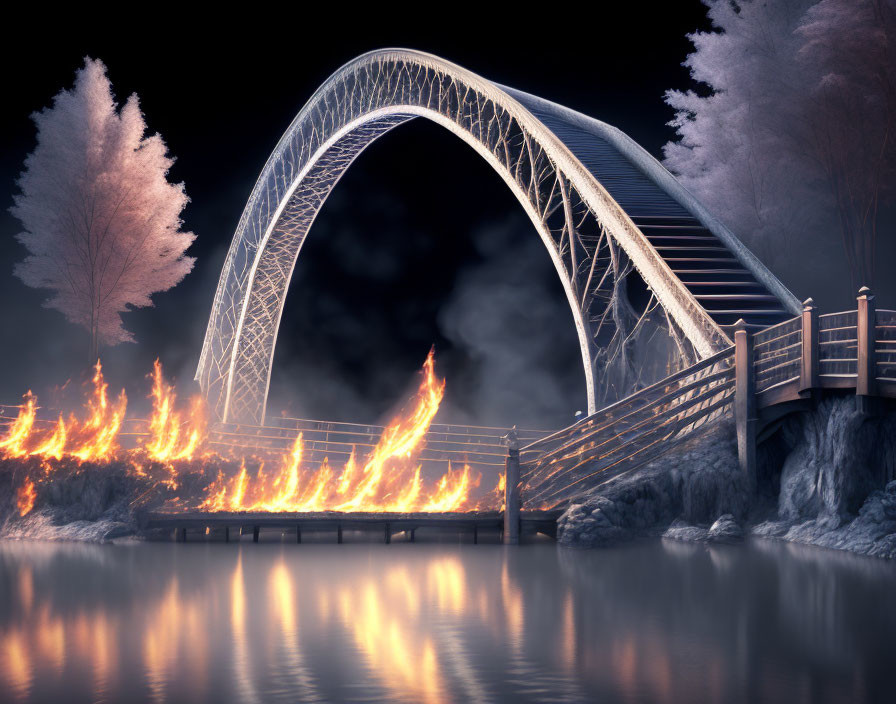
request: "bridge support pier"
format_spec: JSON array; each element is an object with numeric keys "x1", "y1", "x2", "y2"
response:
[
  {"x1": 857, "y1": 286, "x2": 877, "y2": 415},
  {"x1": 734, "y1": 320, "x2": 757, "y2": 494},
  {"x1": 503, "y1": 429, "x2": 521, "y2": 545}
]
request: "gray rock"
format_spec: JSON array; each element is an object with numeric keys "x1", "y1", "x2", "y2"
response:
[
  {"x1": 662, "y1": 519, "x2": 710, "y2": 543},
  {"x1": 708, "y1": 514, "x2": 743, "y2": 543},
  {"x1": 558, "y1": 419, "x2": 743, "y2": 548},
  {"x1": 558, "y1": 397, "x2": 896, "y2": 559}
]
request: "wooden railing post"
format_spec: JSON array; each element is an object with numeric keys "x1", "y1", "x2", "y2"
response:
[
  {"x1": 503, "y1": 426, "x2": 520, "y2": 545},
  {"x1": 857, "y1": 286, "x2": 877, "y2": 408},
  {"x1": 734, "y1": 320, "x2": 757, "y2": 493},
  {"x1": 800, "y1": 298, "x2": 819, "y2": 393}
]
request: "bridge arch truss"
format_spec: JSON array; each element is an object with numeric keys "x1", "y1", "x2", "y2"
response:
[{"x1": 197, "y1": 49, "x2": 799, "y2": 425}]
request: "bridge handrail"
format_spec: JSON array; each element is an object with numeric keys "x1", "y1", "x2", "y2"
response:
[
  {"x1": 520, "y1": 346, "x2": 734, "y2": 455},
  {"x1": 526, "y1": 376, "x2": 735, "y2": 481},
  {"x1": 519, "y1": 345, "x2": 735, "y2": 507},
  {"x1": 520, "y1": 366, "x2": 735, "y2": 471},
  {"x1": 877, "y1": 310, "x2": 896, "y2": 382},
  {"x1": 524, "y1": 391, "x2": 734, "y2": 508},
  {"x1": 752, "y1": 316, "x2": 801, "y2": 348},
  {"x1": 267, "y1": 415, "x2": 550, "y2": 434}
]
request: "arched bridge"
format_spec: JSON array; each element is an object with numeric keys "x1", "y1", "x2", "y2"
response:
[{"x1": 196, "y1": 49, "x2": 800, "y2": 427}]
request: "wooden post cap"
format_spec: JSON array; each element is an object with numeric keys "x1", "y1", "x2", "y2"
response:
[
  {"x1": 858, "y1": 286, "x2": 872, "y2": 298},
  {"x1": 803, "y1": 298, "x2": 815, "y2": 309},
  {"x1": 733, "y1": 318, "x2": 748, "y2": 332}
]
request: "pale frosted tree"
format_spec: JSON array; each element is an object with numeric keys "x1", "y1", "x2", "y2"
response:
[
  {"x1": 664, "y1": 0, "x2": 896, "y2": 295},
  {"x1": 796, "y1": 0, "x2": 896, "y2": 290},
  {"x1": 11, "y1": 58, "x2": 195, "y2": 361}
]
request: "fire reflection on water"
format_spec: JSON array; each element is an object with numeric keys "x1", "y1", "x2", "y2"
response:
[
  {"x1": 230, "y1": 555, "x2": 259, "y2": 704},
  {"x1": 1, "y1": 540, "x2": 892, "y2": 704},
  {"x1": 0, "y1": 547, "x2": 522, "y2": 704}
]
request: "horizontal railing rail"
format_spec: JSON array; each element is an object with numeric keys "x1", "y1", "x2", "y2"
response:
[
  {"x1": 2, "y1": 292, "x2": 892, "y2": 518},
  {"x1": 877, "y1": 309, "x2": 896, "y2": 383},
  {"x1": 519, "y1": 346, "x2": 735, "y2": 509}
]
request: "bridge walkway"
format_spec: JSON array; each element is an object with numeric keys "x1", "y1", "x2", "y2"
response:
[{"x1": 518, "y1": 289, "x2": 896, "y2": 513}]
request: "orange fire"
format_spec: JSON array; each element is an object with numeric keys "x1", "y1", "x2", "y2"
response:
[
  {"x1": 145, "y1": 360, "x2": 206, "y2": 463},
  {"x1": 69, "y1": 361, "x2": 127, "y2": 462},
  {"x1": 0, "y1": 360, "x2": 209, "y2": 472},
  {"x1": 16, "y1": 479, "x2": 36, "y2": 516},
  {"x1": 0, "y1": 361, "x2": 128, "y2": 465},
  {"x1": 2, "y1": 350, "x2": 490, "y2": 516},
  {"x1": 200, "y1": 350, "x2": 481, "y2": 513},
  {"x1": 0, "y1": 392, "x2": 36, "y2": 458}
]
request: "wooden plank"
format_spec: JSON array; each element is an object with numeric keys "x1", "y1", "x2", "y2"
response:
[{"x1": 756, "y1": 379, "x2": 802, "y2": 409}]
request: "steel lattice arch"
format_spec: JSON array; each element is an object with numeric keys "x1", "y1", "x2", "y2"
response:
[{"x1": 197, "y1": 49, "x2": 800, "y2": 425}]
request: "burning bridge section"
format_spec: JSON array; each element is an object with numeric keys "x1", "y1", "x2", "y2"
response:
[{"x1": 0, "y1": 351, "x2": 544, "y2": 527}]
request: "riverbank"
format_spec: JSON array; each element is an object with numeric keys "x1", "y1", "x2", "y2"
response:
[{"x1": 558, "y1": 398, "x2": 896, "y2": 559}]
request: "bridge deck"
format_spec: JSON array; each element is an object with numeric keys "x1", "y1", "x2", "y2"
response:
[{"x1": 141, "y1": 510, "x2": 564, "y2": 543}]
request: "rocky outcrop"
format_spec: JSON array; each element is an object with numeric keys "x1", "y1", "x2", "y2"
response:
[
  {"x1": 775, "y1": 397, "x2": 887, "y2": 520},
  {"x1": 664, "y1": 514, "x2": 745, "y2": 544},
  {"x1": 559, "y1": 397, "x2": 896, "y2": 558},
  {"x1": 557, "y1": 418, "x2": 748, "y2": 547}
]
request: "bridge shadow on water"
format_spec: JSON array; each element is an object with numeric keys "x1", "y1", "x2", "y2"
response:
[{"x1": 0, "y1": 537, "x2": 894, "y2": 704}]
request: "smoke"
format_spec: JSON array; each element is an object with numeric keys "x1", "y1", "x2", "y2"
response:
[
  {"x1": 263, "y1": 125, "x2": 588, "y2": 430},
  {"x1": 264, "y1": 196, "x2": 587, "y2": 429},
  {"x1": 0, "y1": 119, "x2": 582, "y2": 430},
  {"x1": 436, "y1": 218, "x2": 586, "y2": 429}
]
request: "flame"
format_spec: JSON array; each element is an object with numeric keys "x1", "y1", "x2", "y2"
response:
[
  {"x1": 0, "y1": 392, "x2": 37, "y2": 458},
  {"x1": 1, "y1": 350, "x2": 498, "y2": 516},
  {"x1": 31, "y1": 415, "x2": 66, "y2": 461},
  {"x1": 198, "y1": 350, "x2": 481, "y2": 513},
  {"x1": 0, "y1": 363, "x2": 128, "y2": 464},
  {"x1": 494, "y1": 473, "x2": 506, "y2": 512},
  {"x1": 422, "y1": 465, "x2": 473, "y2": 512},
  {"x1": 17, "y1": 479, "x2": 36, "y2": 516},
  {"x1": 145, "y1": 360, "x2": 206, "y2": 462},
  {"x1": 0, "y1": 360, "x2": 209, "y2": 472},
  {"x1": 70, "y1": 362, "x2": 127, "y2": 462}
]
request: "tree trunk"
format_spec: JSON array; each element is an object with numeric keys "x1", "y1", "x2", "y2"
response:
[{"x1": 90, "y1": 324, "x2": 99, "y2": 366}]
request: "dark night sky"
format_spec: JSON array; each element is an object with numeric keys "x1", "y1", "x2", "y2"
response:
[{"x1": 0, "y1": 8, "x2": 724, "y2": 427}]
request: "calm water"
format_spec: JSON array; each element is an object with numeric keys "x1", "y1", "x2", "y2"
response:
[{"x1": 1, "y1": 535, "x2": 895, "y2": 704}]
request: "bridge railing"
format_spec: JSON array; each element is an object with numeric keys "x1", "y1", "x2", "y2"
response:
[
  {"x1": 752, "y1": 317, "x2": 802, "y2": 393},
  {"x1": 877, "y1": 309, "x2": 896, "y2": 384},
  {"x1": 518, "y1": 346, "x2": 736, "y2": 509},
  {"x1": 517, "y1": 289, "x2": 895, "y2": 511},
  {"x1": 0, "y1": 403, "x2": 544, "y2": 478},
  {"x1": 209, "y1": 417, "x2": 547, "y2": 475},
  {"x1": 818, "y1": 310, "x2": 859, "y2": 379}
]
